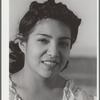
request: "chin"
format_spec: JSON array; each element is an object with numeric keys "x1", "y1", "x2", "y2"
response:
[
  {"x1": 42, "y1": 71, "x2": 58, "y2": 79},
  {"x1": 40, "y1": 71, "x2": 55, "y2": 78}
]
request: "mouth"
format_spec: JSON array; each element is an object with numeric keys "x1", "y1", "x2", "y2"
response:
[{"x1": 42, "y1": 60, "x2": 59, "y2": 67}]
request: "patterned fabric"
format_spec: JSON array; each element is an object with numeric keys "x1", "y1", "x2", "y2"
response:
[
  {"x1": 9, "y1": 75, "x2": 23, "y2": 100},
  {"x1": 9, "y1": 76, "x2": 96, "y2": 100},
  {"x1": 62, "y1": 80, "x2": 96, "y2": 100}
]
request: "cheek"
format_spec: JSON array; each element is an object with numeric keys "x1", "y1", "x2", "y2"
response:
[
  {"x1": 26, "y1": 43, "x2": 45, "y2": 62},
  {"x1": 25, "y1": 44, "x2": 37, "y2": 63},
  {"x1": 61, "y1": 50, "x2": 70, "y2": 65},
  {"x1": 27, "y1": 47, "x2": 39, "y2": 59},
  {"x1": 62, "y1": 49, "x2": 70, "y2": 59}
]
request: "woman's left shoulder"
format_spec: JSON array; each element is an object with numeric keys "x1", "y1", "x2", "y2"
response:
[{"x1": 62, "y1": 79, "x2": 96, "y2": 100}]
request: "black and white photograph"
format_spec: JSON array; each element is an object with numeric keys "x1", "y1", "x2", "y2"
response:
[{"x1": 2, "y1": 0, "x2": 98, "y2": 100}]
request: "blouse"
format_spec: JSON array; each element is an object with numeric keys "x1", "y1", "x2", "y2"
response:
[{"x1": 9, "y1": 76, "x2": 96, "y2": 100}]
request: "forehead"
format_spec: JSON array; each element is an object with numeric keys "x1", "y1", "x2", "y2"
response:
[{"x1": 30, "y1": 18, "x2": 71, "y2": 38}]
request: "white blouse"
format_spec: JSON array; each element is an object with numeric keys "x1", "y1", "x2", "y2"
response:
[{"x1": 9, "y1": 76, "x2": 96, "y2": 100}]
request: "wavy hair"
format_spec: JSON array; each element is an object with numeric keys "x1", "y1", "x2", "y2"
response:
[{"x1": 9, "y1": 0, "x2": 81, "y2": 73}]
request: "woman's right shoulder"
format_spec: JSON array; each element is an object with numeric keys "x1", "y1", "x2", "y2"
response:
[{"x1": 9, "y1": 74, "x2": 23, "y2": 100}]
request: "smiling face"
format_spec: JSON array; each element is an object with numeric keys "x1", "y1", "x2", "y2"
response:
[{"x1": 20, "y1": 18, "x2": 71, "y2": 78}]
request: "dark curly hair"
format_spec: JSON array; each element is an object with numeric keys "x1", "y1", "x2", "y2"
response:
[{"x1": 9, "y1": 0, "x2": 81, "y2": 73}]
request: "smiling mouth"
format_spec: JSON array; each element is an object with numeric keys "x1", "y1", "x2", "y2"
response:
[{"x1": 42, "y1": 61, "x2": 58, "y2": 67}]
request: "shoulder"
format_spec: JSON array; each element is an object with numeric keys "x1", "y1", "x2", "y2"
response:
[
  {"x1": 9, "y1": 74, "x2": 23, "y2": 100},
  {"x1": 62, "y1": 79, "x2": 96, "y2": 100}
]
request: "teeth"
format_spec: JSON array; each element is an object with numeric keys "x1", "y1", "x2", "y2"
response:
[{"x1": 43, "y1": 61, "x2": 57, "y2": 66}]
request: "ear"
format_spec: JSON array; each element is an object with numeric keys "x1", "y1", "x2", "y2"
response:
[{"x1": 18, "y1": 41, "x2": 27, "y2": 54}]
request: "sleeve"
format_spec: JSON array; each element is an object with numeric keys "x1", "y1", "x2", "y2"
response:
[
  {"x1": 62, "y1": 80, "x2": 96, "y2": 100},
  {"x1": 9, "y1": 78, "x2": 17, "y2": 100},
  {"x1": 9, "y1": 76, "x2": 22, "y2": 100}
]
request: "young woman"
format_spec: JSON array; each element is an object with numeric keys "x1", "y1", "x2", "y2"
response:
[{"x1": 9, "y1": 0, "x2": 96, "y2": 100}]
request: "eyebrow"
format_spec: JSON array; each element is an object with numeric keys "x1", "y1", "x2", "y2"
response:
[
  {"x1": 36, "y1": 33, "x2": 71, "y2": 40},
  {"x1": 36, "y1": 33, "x2": 52, "y2": 38},
  {"x1": 60, "y1": 37, "x2": 71, "y2": 40}
]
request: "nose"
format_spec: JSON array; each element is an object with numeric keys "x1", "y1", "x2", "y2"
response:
[{"x1": 47, "y1": 43, "x2": 59, "y2": 58}]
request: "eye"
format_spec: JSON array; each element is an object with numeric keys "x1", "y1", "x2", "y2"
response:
[
  {"x1": 38, "y1": 38, "x2": 49, "y2": 44},
  {"x1": 59, "y1": 41, "x2": 70, "y2": 48}
]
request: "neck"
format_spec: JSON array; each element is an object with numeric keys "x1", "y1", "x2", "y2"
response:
[{"x1": 12, "y1": 66, "x2": 65, "y2": 92}]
